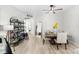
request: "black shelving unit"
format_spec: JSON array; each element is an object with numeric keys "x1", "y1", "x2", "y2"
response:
[{"x1": 10, "y1": 17, "x2": 25, "y2": 44}]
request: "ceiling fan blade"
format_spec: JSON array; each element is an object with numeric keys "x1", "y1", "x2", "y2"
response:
[
  {"x1": 41, "y1": 10, "x2": 49, "y2": 13},
  {"x1": 54, "y1": 8, "x2": 63, "y2": 11},
  {"x1": 42, "y1": 9, "x2": 51, "y2": 12},
  {"x1": 42, "y1": 9, "x2": 49, "y2": 11}
]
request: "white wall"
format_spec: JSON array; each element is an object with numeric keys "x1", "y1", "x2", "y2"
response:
[
  {"x1": 0, "y1": 6, "x2": 25, "y2": 25},
  {"x1": 33, "y1": 12, "x2": 63, "y2": 36},
  {"x1": 62, "y1": 6, "x2": 79, "y2": 43},
  {"x1": 42, "y1": 13, "x2": 63, "y2": 33}
]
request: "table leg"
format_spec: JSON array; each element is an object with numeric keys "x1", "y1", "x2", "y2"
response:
[{"x1": 43, "y1": 39, "x2": 45, "y2": 45}]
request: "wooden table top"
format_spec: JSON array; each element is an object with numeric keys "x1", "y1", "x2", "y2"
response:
[{"x1": 45, "y1": 32, "x2": 57, "y2": 38}]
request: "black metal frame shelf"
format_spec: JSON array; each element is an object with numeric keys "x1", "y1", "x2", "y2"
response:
[{"x1": 10, "y1": 17, "x2": 25, "y2": 44}]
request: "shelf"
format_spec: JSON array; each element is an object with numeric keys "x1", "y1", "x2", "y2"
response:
[
  {"x1": 10, "y1": 18, "x2": 25, "y2": 44},
  {"x1": 14, "y1": 25, "x2": 24, "y2": 28}
]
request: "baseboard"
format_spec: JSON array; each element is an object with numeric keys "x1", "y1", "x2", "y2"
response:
[{"x1": 69, "y1": 39, "x2": 79, "y2": 47}]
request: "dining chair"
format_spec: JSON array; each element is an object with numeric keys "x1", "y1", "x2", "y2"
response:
[
  {"x1": 54, "y1": 32, "x2": 68, "y2": 50},
  {"x1": 42, "y1": 33, "x2": 51, "y2": 45}
]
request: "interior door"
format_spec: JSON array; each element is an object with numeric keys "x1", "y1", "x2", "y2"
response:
[{"x1": 36, "y1": 22, "x2": 42, "y2": 37}]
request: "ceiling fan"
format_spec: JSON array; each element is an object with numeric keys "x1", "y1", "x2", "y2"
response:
[{"x1": 42, "y1": 5, "x2": 63, "y2": 14}]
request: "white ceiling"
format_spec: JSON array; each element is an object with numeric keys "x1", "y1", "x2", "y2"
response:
[
  {"x1": 0, "y1": 5, "x2": 73, "y2": 18},
  {"x1": 12, "y1": 5, "x2": 72, "y2": 16}
]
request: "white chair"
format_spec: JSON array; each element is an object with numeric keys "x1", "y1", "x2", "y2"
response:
[{"x1": 54, "y1": 32, "x2": 68, "y2": 50}]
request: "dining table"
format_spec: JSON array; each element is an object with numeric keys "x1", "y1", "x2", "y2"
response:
[
  {"x1": 44, "y1": 31, "x2": 69, "y2": 45},
  {"x1": 43, "y1": 32, "x2": 57, "y2": 45}
]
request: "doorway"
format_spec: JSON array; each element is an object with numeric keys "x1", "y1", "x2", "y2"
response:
[{"x1": 35, "y1": 22, "x2": 43, "y2": 38}]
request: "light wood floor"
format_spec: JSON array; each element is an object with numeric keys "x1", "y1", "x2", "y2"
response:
[{"x1": 11, "y1": 34, "x2": 79, "y2": 54}]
